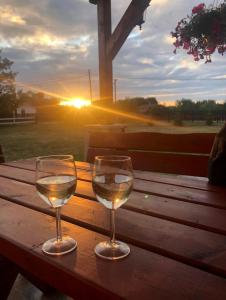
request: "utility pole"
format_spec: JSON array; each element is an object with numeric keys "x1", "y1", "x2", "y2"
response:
[
  {"x1": 88, "y1": 69, "x2": 93, "y2": 102},
  {"x1": 114, "y1": 78, "x2": 117, "y2": 103}
]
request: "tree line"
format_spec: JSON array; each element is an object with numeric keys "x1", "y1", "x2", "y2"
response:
[
  {"x1": 0, "y1": 52, "x2": 59, "y2": 118},
  {"x1": 1, "y1": 51, "x2": 226, "y2": 124},
  {"x1": 115, "y1": 98, "x2": 226, "y2": 124}
]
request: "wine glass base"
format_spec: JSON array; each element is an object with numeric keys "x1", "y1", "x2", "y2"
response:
[
  {"x1": 95, "y1": 240, "x2": 130, "y2": 260},
  {"x1": 42, "y1": 236, "x2": 77, "y2": 256}
]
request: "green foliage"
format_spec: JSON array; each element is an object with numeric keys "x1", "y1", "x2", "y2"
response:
[
  {"x1": 17, "y1": 90, "x2": 59, "y2": 109},
  {"x1": 0, "y1": 51, "x2": 17, "y2": 117},
  {"x1": 177, "y1": 99, "x2": 196, "y2": 111},
  {"x1": 116, "y1": 97, "x2": 158, "y2": 113},
  {"x1": 173, "y1": 112, "x2": 184, "y2": 126},
  {"x1": 206, "y1": 113, "x2": 214, "y2": 126}
]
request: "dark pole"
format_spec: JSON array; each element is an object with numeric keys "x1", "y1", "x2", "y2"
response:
[
  {"x1": 88, "y1": 69, "x2": 93, "y2": 102},
  {"x1": 114, "y1": 78, "x2": 117, "y2": 103}
]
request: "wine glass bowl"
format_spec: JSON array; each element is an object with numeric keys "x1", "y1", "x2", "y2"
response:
[
  {"x1": 92, "y1": 156, "x2": 133, "y2": 260},
  {"x1": 36, "y1": 155, "x2": 77, "y2": 256}
]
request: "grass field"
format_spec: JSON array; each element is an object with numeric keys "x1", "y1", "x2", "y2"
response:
[
  {"x1": 0, "y1": 122, "x2": 85, "y2": 162},
  {"x1": 0, "y1": 121, "x2": 223, "y2": 162}
]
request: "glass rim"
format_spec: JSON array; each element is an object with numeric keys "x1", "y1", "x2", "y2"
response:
[
  {"x1": 36, "y1": 154, "x2": 74, "y2": 161},
  {"x1": 94, "y1": 155, "x2": 131, "y2": 162}
]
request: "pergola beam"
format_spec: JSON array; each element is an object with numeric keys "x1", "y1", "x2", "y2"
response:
[
  {"x1": 97, "y1": 0, "x2": 113, "y2": 104},
  {"x1": 108, "y1": 0, "x2": 151, "y2": 60},
  {"x1": 89, "y1": 0, "x2": 151, "y2": 104}
]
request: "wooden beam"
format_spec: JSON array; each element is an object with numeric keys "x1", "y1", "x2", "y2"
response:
[
  {"x1": 97, "y1": 0, "x2": 113, "y2": 103},
  {"x1": 90, "y1": 0, "x2": 151, "y2": 104},
  {"x1": 108, "y1": 0, "x2": 151, "y2": 60}
]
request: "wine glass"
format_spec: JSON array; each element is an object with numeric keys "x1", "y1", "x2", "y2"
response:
[
  {"x1": 36, "y1": 155, "x2": 77, "y2": 256},
  {"x1": 92, "y1": 155, "x2": 133, "y2": 260}
]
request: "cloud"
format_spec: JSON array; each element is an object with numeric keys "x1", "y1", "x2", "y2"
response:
[
  {"x1": 0, "y1": 5, "x2": 26, "y2": 25},
  {"x1": 0, "y1": 0, "x2": 225, "y2": 101}
]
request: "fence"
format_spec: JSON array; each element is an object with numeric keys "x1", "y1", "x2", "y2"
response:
[{"x1": 0, "y1": 116, "x2": 36, "y2": 125}]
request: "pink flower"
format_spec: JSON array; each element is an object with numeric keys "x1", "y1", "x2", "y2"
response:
[
  {"x1": 192, "y1": 3, "x2": 205, "y2": 14},
  {"x1": 183, "y1": 41, "x2": 190, "y2": 49},
  {"x1": 206, "y1": 47, "x2": 216, "y2": 54}
]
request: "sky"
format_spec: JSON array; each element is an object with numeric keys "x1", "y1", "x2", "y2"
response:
[{"x1": 0, "y1": 0, "x2": 226, "y2": 103}]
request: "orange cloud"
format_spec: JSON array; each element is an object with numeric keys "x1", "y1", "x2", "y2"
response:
[{"x1": 0, "y1": 6, "x2": 26, "y2": 25}]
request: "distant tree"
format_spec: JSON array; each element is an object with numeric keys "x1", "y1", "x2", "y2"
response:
[
  {"x1": 17, "y1": 90, "x2": 60, "y2": 108},
  {"x1": 198, "y1": 100, "x2": 216, "y2": 111},
  {"x1": 176, "y1": 99, "x2": 196, "y2": 111},
  {"x1": 0, "y1": 51, "x2": 17, "y2": 117},
  {"x1": 116, "y1": 97, "x2": 158, "y2": 113},
  {"x1": 146, "y1": 97, "x2": 158, "y2": 105}
]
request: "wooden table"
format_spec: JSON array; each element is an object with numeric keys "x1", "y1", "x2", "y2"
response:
[{"x1": 0, "y1": 159, "x2": 226, "y2": 299}]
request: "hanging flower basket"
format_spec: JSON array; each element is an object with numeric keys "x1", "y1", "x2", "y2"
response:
[{"x1": 171, "y1": 1, "x2": 226, "y2": 63}]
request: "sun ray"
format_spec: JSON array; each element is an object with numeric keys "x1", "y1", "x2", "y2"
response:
[
  {"x1": 60, "y1": 98, "x2": 91, "y2": 109},
  {"x1": 91, "y1": 103, "x2": 171, "y2": 127}
]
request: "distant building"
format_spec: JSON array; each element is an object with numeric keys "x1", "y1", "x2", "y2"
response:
[{"x1": 17, "y1": 103, "x2": 36, "y2": 116}]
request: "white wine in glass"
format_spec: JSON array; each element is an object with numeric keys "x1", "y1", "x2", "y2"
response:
[
  {"x1": 36, "y1": 155, "x2": 77, "y2": 256},
  {"x1": 92, "y1": 156, "x2": 133, "y2": 260}
]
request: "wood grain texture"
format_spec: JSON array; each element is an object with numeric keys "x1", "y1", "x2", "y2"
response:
[
  {"x1": 5, "y1": 159, "x2": 219, "y2": 192},
  {"x1": 1, "y1": 198, "x2": 226, "y2": 300},
  {"x1": 2, "y1": 163, "x2": 226, "y2": 210},
  {"x1": 109, "y1": 0, "x2": 151, "y2": 59},
  {"x1": 87, "y1": 148, "x2": 209, "y2": 176},
  {"x1": 0, "y1": 145, "x2": 5, "y2": 163},
  {"x1": 76, "y1": 177, "x2": 226, "y2": 211},
  {"x1": 1, "y1": 165, "x2": 226, "y2": 231},
  {"x1": 87, "y1": 132, "x2": 215, "y2": 176},
  {"x1": 1, "y1": 176, "x2": 226, "y2": 277},
  {"x1": 88, "y1": 132, "x2": 215, "y2": 153}
]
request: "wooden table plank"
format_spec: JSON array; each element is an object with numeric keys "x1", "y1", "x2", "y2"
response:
[
  {"x1": 1, "y1": 164, "x2": 226, "y2": 212},
  {"x1": 4, "y1": 159, "x2": 222, "y2": 192},
  {"x1": 1, "y1": 198, "x2": 226, "y2": 300},
  {"x1": 1, "y1": 165, "x2": 226, "y2": 236},
  {"x1": 1, "y1": 176, "x2": 226, "y2": 277}
]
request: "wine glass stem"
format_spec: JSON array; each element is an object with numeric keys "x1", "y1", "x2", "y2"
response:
[
  {"x1": 56, "y1": 207, "x2": 62, "y2": 242},
  {"x1": 110, "y1": 209, "x2": 116, "y2": 244}
]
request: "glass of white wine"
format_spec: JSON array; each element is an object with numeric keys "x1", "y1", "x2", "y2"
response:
[
  {"x1": 36, "y1": 155, "x2": 77, "y2": 256},
  {"x1": 92, "y1": 155, "x2": 133, "y2": 260}
]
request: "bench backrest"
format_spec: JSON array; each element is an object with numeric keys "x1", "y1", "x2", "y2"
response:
[
  {"x1": 0, "y1": 145, "x2": 4, "y2": 163},
  {"x1": 86, "y1": 132, "x2": 216, "y2": 176}
]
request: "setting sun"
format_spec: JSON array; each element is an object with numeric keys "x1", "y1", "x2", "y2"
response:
[{"x1": 59, "y1": 98, "x2": 91, "y2": 109}]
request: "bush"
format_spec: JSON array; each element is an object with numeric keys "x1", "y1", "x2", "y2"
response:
[
  {"x1": 206, "y1": 114, "x2": 214, "y2": 126},
  {"x1": 173, "y1": 113, "x2": 184, "y2": 126}
]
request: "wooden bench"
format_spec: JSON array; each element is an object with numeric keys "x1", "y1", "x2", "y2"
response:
[
  {"x1": 87, "y1": 132, "x2": 216, "y2": 177},
  {"x1": 0, "y1": 145, "x2": 5, "y2": 163},
  {"x1": 85, "y1": 123, "x2": 127, "y2": 133}
]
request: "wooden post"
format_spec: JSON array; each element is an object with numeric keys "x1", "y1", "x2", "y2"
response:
[
  {"x1": 97, "y1": 0, "x2": 113, "y2": 104},
  {"x1": 90, "y1": 0, "x2": 151, "y2": 105}
]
